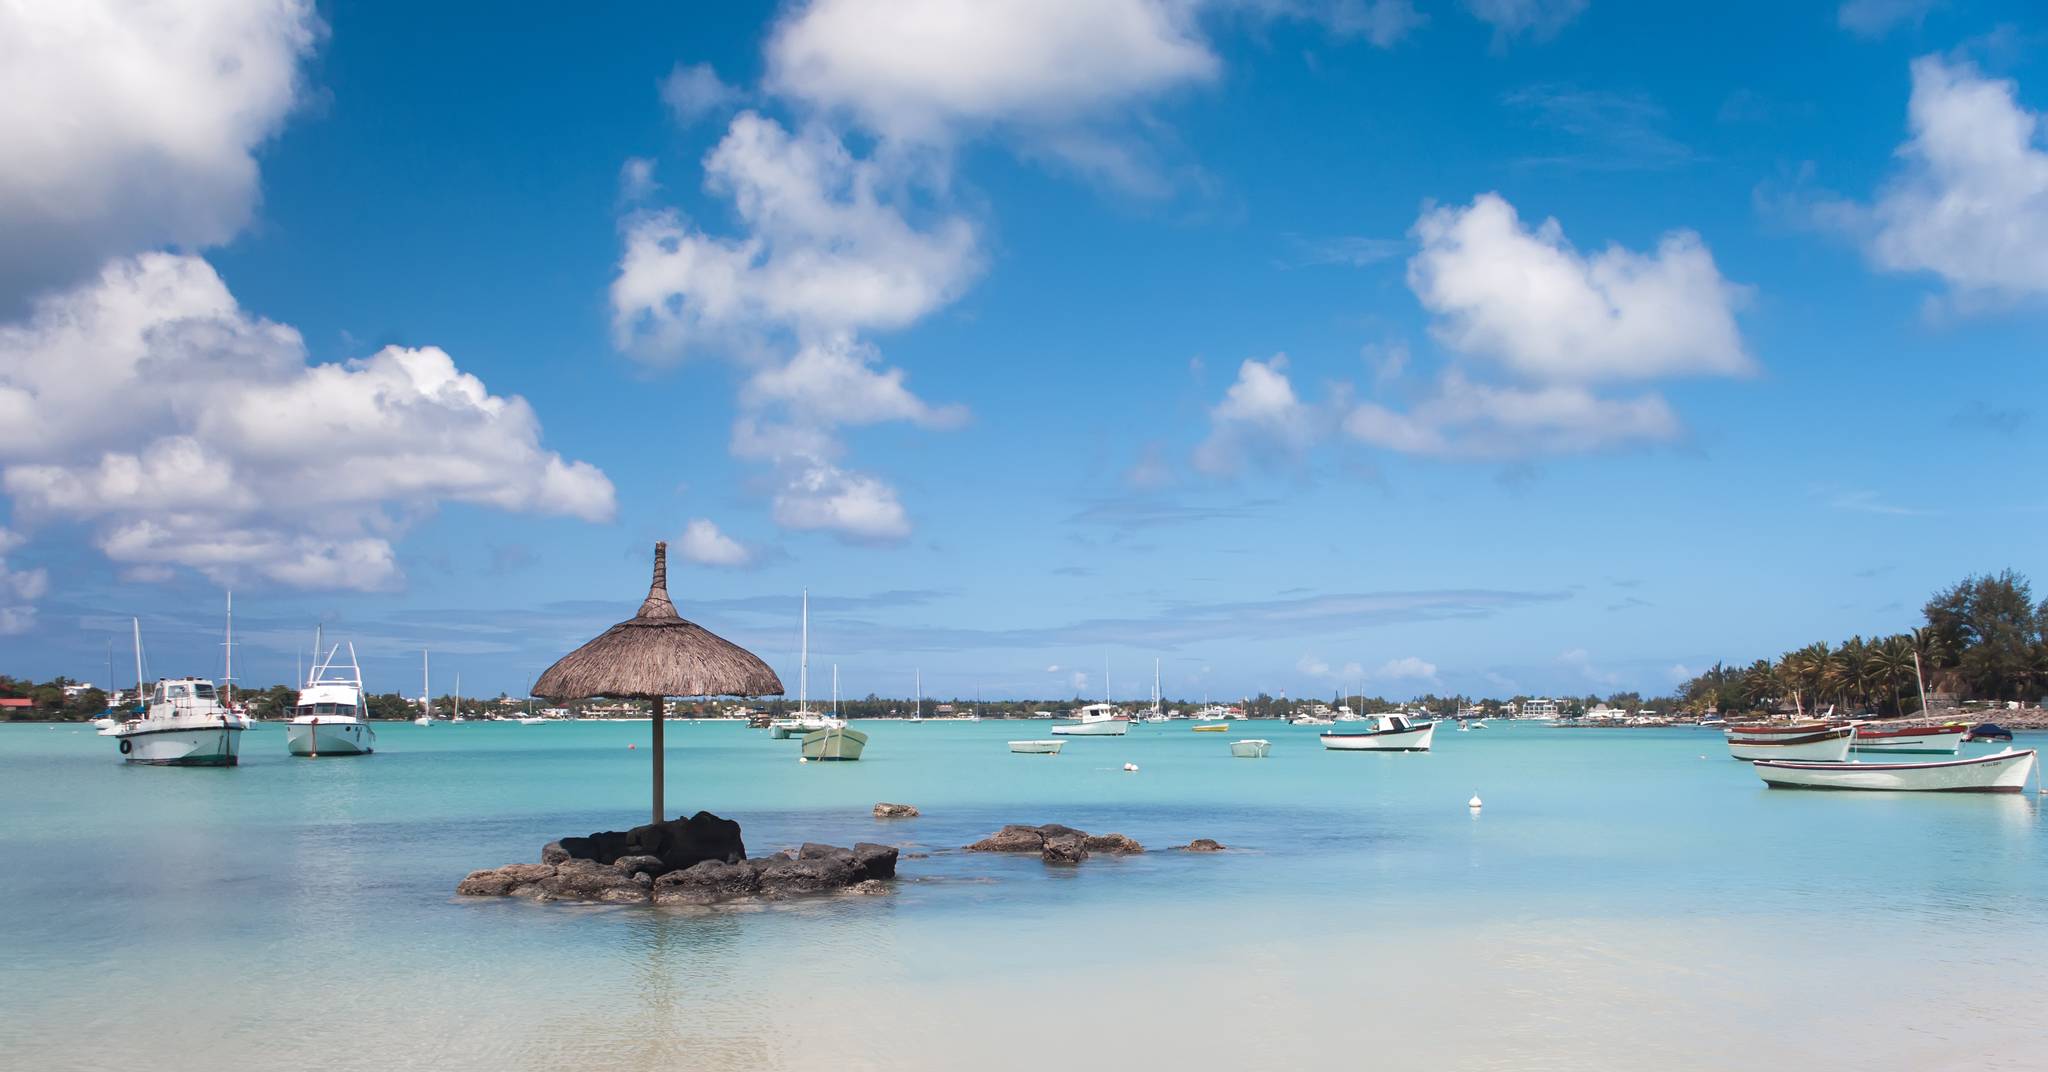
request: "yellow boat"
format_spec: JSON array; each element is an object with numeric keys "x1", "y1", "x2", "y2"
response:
[{"x1": 1191, "y1": 722, "x2": 1229, "y2": 733}]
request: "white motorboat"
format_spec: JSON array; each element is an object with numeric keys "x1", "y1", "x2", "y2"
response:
[
  {"x1": 1755, "y1": 748, "x2": 2037, "y2": 792},
  {"x1": 286, "y1": 639, "x2": 376, "y2": 757},
  {"x1": 1009, "y1": 739, "x2": 1064, "y2": 754},
  {"x1": 108, "y1": 676, "x2": 243, "y2": 766},
  {"x1": 1726, "y1": 726, "x2": 1853, "y2": 762},
  {"x1": 1850, "y1": 723, "x2": 1970, "y2": 755},
  {"x1": 1051, "y1": 703, "x2": 1129, "y2": 736},
  {"x1": 1290, "y1": 714, "x2": 1335, "y2": 726},
  {"x1": 1321, "y1": 712, "x2": 1436, "y2": 752},
  {"x1": 1230, "y1": 738, "x2": 1271, "y2": 758}
]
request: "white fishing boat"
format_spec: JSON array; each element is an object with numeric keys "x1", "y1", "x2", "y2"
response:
[
  {"x1": 1009, "y1": 739, "x2": 1064, "y2": 754},
  {"x1": 286, "y1": 637, "x2": 375, "y2": 757},
  {"x1": 1726, "y1": 726, "x2": 1853, "y2": 762},
  {"x1": 1290, "y1": 714, "x2": 1335, "y2": 726},
  {"x1": 1755, "y1": 748, "x2": 2037, "y2": 792},
  {"x1": 1850, "y1": 723, "x2": 1970, "y2": 755},
  {"x1": 1230, "y1": 738, "x2": 1271, "y2": 758},
  {"x1": 108, "y1": 676, "x2": 244, "y2": 766},
  {"x1": 1321, "y1": 712, "x2": 1436, "y2": 752},
  {"x1": 1051, "y1": 703, "x2": 1129, "y2": 736}
]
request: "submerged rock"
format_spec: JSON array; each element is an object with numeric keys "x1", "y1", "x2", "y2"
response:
[
  {"x1": 873, "y1": 802, "x2": 920, "y2": 818},
  {"x1": 964, "y1": 824, "x2": 1053, "y2": 853},
  {"x1": 456, "y1": 863, "x2": 554, "y2": 897},
  {"x1": 966, "y1": 824, "x2": 1141, "y2": 859},
  {"x1": 1182, "y1": 839, "x2": 1225, "y2": 852},
  {"x1": 1082, "y1": 833, "x2": 1143, "y2": 854}
]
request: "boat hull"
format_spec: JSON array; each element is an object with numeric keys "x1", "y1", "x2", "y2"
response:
[
  {"x1": 1050, "y1": 720, "x2": 1128, "y2": 736},
  {"x1": 1190, "y1": 723, "x2": 1229, "y2": 733},
  {"x1": 801, "y1": 726, "x2": 868, "y2": 761},
  {"x1": 1229, "y1": 739, "x2": 1271, "y2": 758},
  {"x1": 1009, "y1": 740, "x2": 1064, "y2": 754},
  {"x1": 1727, "y1": 728, "x2": 1852, "y2": 762},
  {"x1": 1850, "y1": 726, "x2": 1968, "y2": 754},
  {"x1": 286, "y1": 720, "x2": 375, "y2": 757},
  {"x1": 1321, "y1": 722, "x2": 1436, "y2": 752},
  {"x1": 1755, "y1": 749, "x2": 2036, "y2": 792},
  {"x1": 115, "y1": 724, "x2": 242, "y2": 766}
]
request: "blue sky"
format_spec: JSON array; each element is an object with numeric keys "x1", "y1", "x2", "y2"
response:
[{"x1": 2, "y1": 0, "x2": 2044, "y2": 703}]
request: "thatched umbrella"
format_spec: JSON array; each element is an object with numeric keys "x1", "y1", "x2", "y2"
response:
[{"x1": 533, "y1": 541, "x2": 782, "y2": 824}]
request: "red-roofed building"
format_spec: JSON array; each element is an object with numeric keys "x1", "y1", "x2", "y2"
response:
[{"x1": 0, "y1": 698, "x2": 35, "y2": 710}]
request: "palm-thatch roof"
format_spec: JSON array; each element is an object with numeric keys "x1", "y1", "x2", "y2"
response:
[{"x1": 533, "y1": 542, "x2": 783, "y2": 701}]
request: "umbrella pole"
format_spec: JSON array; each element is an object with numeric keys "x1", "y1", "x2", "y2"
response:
[{"x1": 651, "y1": 695, "x2": 665, "y2": 824}]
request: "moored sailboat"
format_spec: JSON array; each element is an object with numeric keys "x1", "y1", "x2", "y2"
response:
[{"x1": 795, "y1": 594, "x2": 866, "y2": 761}]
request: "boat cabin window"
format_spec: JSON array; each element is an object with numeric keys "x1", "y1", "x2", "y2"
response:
[
  {"x1": 192, "y1": 684, "x2": 217, "y2": 700},
  {"x1": 167, "y1": 684, "x2": 189, "y2": 700}
]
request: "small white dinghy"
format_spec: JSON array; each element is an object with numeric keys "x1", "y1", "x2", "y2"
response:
[
  {"x1": 1725, "y1": 726, "x2": 1853, "y2": 762},
  {"x1": 1754, "y1": 748, "x2": 2036, "y2": 793},
  {"x1": 1009, "y1": 740, "x2": 1064, "y2": 755},
  {"x1": 1229, "y1": 738, "x2": 1271, "y2": 758}
]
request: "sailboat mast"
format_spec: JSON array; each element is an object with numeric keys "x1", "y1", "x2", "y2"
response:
[
  {"x1": 131, "y1": 617, "x2": 144, "y2": 709},
  {"x1": 1912, "y1": 651, "x2": 1931, "y2": 717},
  {"x1": 223, "y1": 591, "x2": 234, "y2": 707},
  {"x1": 1153, "y1": 658, "x2": 1160, "y2": 713},
  {"x1": 455, "y1": 672, "x2": 461, "y2": 720},
  {"x1": 422, "y1": 649, "x2": 430, "y2": 720},
  {"x1": 833, "y1": 664, "x2": 839, "y2": 717},
  {"x1": 799, "y1": 588, "x2": 809, "y2": 712},
  {"x1": 915, "y1": 669, "x2": 921, "y2": 719}
]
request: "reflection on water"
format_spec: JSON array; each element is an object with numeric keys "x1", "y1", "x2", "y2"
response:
[{"x1": 0, "y1": 722, "x2": 2042, "y2": 1070}]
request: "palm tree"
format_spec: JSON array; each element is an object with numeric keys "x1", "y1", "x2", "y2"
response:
[
  {"x1": 1870, "y1": 636, "x2": 1914, "y2": 715},
  {"x1": 1742, "y1": 659, "x2": 1779, "y2": 714}
]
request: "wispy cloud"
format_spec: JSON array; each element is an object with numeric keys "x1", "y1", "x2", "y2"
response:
[
  {"x1": 1815, "y1": 487, "x2": 1931, "y2": 517},
  {"x1": 1277, "y1": 233, "x2": 1406, "y2": 268},
  {"x1": 1503, "y1": 85, "x2": 1695, "y2": 171}
]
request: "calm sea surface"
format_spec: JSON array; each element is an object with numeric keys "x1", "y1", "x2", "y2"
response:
[{"x1": 3, "y1": 719, "x2": 2044, "y2": 1071}]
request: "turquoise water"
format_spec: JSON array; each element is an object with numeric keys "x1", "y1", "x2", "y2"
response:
[{"x1": 3, "y1": 720, "x2": 2044, "y2": 1071}]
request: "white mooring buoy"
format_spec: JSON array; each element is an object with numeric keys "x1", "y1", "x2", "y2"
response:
[
  {"x1": 1123, "y1": 762, "x2": 1139, "y2": 773},
  {"x1": 1468, "y1": 793, "x2": 1483, "y2": 810}
]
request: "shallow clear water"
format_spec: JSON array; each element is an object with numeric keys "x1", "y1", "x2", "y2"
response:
[{"x1": 3, "y1": 720, "x2": 2043, "y2": 1071}]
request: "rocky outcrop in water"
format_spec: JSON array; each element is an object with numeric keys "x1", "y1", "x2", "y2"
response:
[
  {"x1": 1181, "y1": 838, "x2": 1226, "y2": 852},
  {"x1": 872, "y1": 802, "x2": 920, "y2": 818},
  {"x1": 457, "y1": 812, "x2": 896, "y2": 906},
  {"x1": 964, "y1": 823, "x2": 1146, "y2": 862}
]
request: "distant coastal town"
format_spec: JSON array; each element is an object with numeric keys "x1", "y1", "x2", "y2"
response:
[{"x1": 9, "y1": 570, "x2": 2044, "y2": 728}]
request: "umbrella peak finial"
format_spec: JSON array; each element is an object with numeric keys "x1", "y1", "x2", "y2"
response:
[{"x1": 638, "y1": 541, "x2": 678, "y2": 619}]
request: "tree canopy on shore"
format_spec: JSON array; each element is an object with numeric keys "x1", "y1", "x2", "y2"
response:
[{"x1": 1674, "y1": 570, "x2": 2048, "y2": 717}]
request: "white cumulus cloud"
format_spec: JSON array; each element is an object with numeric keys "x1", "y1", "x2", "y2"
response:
[
  {"x1": 1853, "y1": 56, "x2": 2048, "y2": 305},
  {"x1": 1194, "y1": 356, "x2": 1328, "y2": 475},
  {"x1": 1837, "y1": 0, "x2": 1938, "y2": 36},
  {"x1": 611, "y1": 112, "x2": 981, "y2": 358},
  {"x1": 1372, "y1": 655, "x2": 1440, "y2": 683},
  {"x1": 677, "y1": 518, "x2": 755, "y2": 568},
  {"x1": 1408, "y1": 193, "x2": 1753, "y2": 383},
  {"x1": 0, "y1": 254, "x2": 615, "y2": 591},
  {"x1": 765, "y1": 0, "x2": 1219, "y2": 142},
  {"x1": 0, "y1": 0, "x2": 321, "y2": 309},
  {"x1": 0, "y1": 526, "x2": 47, "y2": 635}
]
